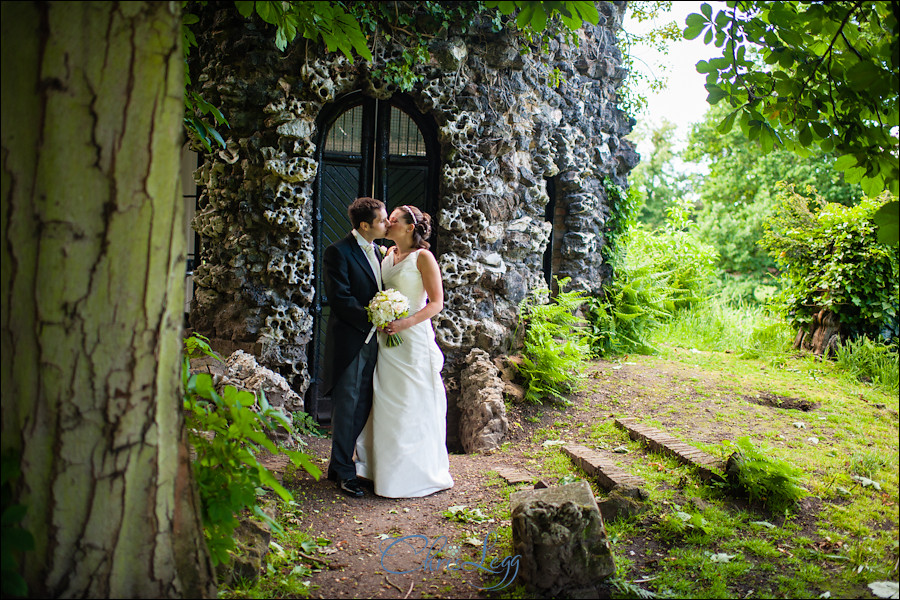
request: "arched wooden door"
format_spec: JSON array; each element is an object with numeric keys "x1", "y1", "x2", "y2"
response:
[{"x1": 307, "y1": 92, "x2": 439, "y2": 422}]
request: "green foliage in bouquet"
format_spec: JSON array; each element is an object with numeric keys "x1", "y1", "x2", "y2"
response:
[
  {"x1": 182, "y1": 334, "x2": 321, "y2": 566},
  {"x1": 759, "y1": 184, "x2": 899, "y2": 344},
  {"x1": 722, "y1": 437, "x2": 807, "y2": 513},
  {"x1": 516, "y1": 278, "x2": 591, "y2": 404}
]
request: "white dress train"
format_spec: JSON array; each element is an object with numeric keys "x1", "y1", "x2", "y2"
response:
[{"x1": 355, "y1": 249, "x2": 454, "y2": 498}]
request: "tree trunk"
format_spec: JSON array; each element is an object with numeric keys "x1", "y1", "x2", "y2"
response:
[
  {"x1": 793, "y1": 308, "x2": 842, "y2": 357},
  {"x1": 1, "y1": 2, "x2": 214, "y2": 597}
]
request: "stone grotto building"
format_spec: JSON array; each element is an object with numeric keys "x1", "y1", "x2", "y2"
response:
[{"x1": 185, "y1": 1, "x2": 638, "y2": 448}]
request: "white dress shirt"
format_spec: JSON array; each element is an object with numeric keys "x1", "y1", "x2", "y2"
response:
[{"x1": 352, "y1": 229, "x2": 382, "y2": 290}]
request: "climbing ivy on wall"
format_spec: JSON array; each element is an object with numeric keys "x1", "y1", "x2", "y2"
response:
[{"x1": 181, "y1": 1, "x2": 602, "y2": 148}]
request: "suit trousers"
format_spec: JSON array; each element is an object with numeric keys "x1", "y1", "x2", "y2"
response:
[{"x1": 328, "y1": 336, "x2": 377, "y2": 480}]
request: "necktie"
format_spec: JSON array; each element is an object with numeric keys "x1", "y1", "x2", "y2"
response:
[{"x1": 363, "y1": 243, "x2": 382, "y2": 290}]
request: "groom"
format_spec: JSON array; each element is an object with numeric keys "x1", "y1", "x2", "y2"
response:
[{"x1": 322, "y1": 197, "x2": 388, "y2": 498}]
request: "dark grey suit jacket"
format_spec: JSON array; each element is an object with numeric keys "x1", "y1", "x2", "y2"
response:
[{"x1": 321, "y1": 234, "x2": 380, "y2": 394}]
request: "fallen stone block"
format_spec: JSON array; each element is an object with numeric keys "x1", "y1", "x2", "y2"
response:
[
  {"x1": 511, "y1": 481, "x2": 615, "y2": 596},
  {"x1": 495, "y1": 466, "x2": 534, "y2": 485},
  {"x1": 459, "y1": 348, "x2": 509, "y2": 453}
]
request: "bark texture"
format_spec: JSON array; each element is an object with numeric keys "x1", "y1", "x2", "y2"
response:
[
  {"x1": 1, "y1": 2, "x2": 214, "y2": 597},
  {"x1": 793, "y1": 309, "x2": 843, "y2": 357}
]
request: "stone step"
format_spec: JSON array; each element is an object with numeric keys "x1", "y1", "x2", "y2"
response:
[
  {"x1": 562, "y1": 444, "x2": 647, "y2": 494},
  {"x1": 495, "y1": 466, "x2": 534, "y2": 485},
  {"x1": 614, "y1": 418, "x2": 725, "y2": 482}
]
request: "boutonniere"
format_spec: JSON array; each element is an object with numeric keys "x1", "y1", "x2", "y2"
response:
[{"x1": 378, "y1": 245, "x2": 387, "y2": 256}]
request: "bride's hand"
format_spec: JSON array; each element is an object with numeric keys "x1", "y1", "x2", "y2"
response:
[{"x1": 386, "y1": 318, "x2": 412, "y2": 335}]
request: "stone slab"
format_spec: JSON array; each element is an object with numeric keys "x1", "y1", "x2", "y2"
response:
[
  {"x1": 614, "y1": 418, "x2": 725, "y2": 482},
  {"x1": 495, "y1": 466, "x2": 534, "y2": 485},
  {"x1": 561, "y1": 444, "x2": 647, "y2": 493}
]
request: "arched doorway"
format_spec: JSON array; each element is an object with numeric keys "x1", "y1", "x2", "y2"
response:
[{"x1": 307, "y1": 92, "x2": 440, "y2": 421}]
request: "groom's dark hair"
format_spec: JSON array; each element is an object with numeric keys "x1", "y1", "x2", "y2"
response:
[{"x1": 348, "y1": 197, "x2": 385, "y2": 229}]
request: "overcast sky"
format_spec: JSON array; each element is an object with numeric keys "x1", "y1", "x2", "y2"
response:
[{"x1": 622, "y1": 1, "x2": 721, "y2": 154}]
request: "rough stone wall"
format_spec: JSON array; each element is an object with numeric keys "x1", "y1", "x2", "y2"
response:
[{"x1": 188, "y1": 3, "x2": 638, "y2": 424}]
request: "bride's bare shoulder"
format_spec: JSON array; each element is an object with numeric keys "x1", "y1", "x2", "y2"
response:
[{"x1": 415, "y1": 248, "x2": 438, "y2": 267}]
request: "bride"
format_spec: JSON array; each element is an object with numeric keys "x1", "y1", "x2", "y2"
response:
[{"x1": 355, "y1": 204, "x2": 454, "y2": 498}]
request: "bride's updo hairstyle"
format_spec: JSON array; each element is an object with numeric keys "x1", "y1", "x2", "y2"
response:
[{"x1": 399, "y1": 205, "x2": 432, "y2": 250}]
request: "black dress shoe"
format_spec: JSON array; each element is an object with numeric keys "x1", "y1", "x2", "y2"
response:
[{"x1": 338, "y1": 478, "x2": 365, "y2": 498}]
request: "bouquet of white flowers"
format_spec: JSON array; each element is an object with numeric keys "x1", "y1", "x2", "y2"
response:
[{"x1": 366, "y1": 288, "x2": 409, "y2": 347}]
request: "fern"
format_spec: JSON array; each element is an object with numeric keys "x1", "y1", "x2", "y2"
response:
[
  {"x1": 587, "y1": 218, "x2": 718, "y2": 357},
  {"x1": 722, "y1": 437, "x2": 807, "y2": 513},
  {"x1": 517, "y1": 278, "x2": 590, "y2": 404}
]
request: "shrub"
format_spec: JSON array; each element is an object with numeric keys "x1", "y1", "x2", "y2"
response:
[
  {"x1": 759, "y1": 184, "x2": 899, "y2": 344},
  {"x1": 516, "y1": 278, "x2": 591, "y2": 404},
  {"x1": 182, "y1": 334, "x2": 321, "y2": 565},
  {"x1": 722, "y1": 437, "x2": 806, "y2": 513},
  {"x1": 588, "y1": 199, "x2": 719, "y2": 356}
]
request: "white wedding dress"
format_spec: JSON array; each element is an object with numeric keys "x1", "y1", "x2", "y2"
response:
[{"x1": 355, "y1": 249, "x2": 454, "y2": 498}]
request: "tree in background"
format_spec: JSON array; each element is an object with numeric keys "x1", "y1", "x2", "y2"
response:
[
  {"x1": 617, "y1": 0, "x2": 684, "y2": 115},
  {"x1": 685, "y1": 1, "x2": 899, "y2": 199},
  {"x1": 628, "y1": 119, "x2": 695, "y2": 230},
  {"x1": 686, "y1": 103, "x2": 864, "y2": 294}
]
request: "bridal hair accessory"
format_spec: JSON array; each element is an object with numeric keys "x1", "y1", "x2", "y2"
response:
[{"x1": 403, "y1": 205, "x2": 418, "y2": 225}]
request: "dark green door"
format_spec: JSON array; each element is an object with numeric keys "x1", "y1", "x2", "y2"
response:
[{"x1": 308, "y1": 93, "x2": 439, "y2": 421}]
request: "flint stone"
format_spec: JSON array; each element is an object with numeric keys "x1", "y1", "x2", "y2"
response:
[
  {"x1": 216, "y1": 518, "x2": 271, "y2": 585},
  {"x1": 458, "y1": 348, "x2": 508, "y2": 453},
  {"x1": 597, "y1": 488, "x2": 648, "y2": 523},
  {"x1": 510, "y1": 481, "x2": 615, "y2": 596},
  {"x1": 224, "y1": 350, "x2": 304, "y2": 414}
]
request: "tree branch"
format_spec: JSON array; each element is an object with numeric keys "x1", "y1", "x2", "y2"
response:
[{"x1": 795, "y1": 0, "x2": 865, "y2": 101}]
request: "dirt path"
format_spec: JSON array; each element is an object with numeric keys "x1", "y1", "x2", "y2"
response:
[
  {"x1": 282, "y1": 440, "x2": 527, "y2": 599},
  {"x1": 251, "y1": 352, "x2": 898, "y2": 598}
]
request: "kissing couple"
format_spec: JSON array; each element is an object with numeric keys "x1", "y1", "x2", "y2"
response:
[{"x1": 322, "y1": 197, "x2": 454, "y2": 499}]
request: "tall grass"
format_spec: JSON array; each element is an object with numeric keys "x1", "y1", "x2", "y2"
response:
[
  {"x1": 650, "y1": 297, "x2": 794, "y2": 358},
  {"x1": 834, "y1": 336, "x2": 899, "y2": 394}
]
